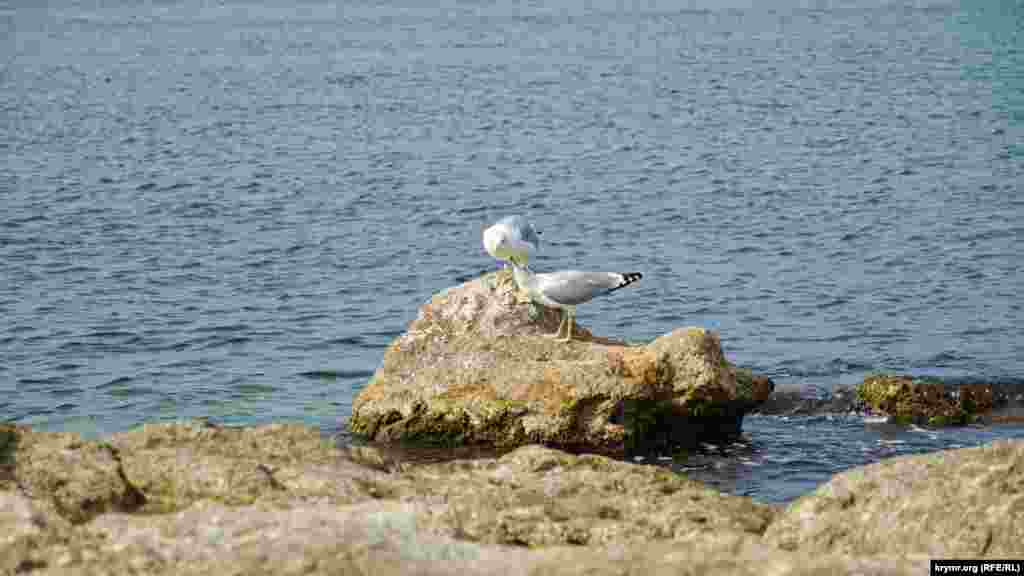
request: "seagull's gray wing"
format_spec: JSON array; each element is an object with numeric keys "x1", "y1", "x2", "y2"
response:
[{"x1": 535, "y1": 271, "x2": 640, "y2": 306}]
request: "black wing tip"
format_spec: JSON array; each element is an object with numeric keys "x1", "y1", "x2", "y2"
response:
[{"x1": 613, "y1": 272, "x2": 643, "y2": 290}]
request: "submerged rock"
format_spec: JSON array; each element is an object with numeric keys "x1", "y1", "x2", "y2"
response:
[
  {"x1": 349, "y1": 269, "x2": 772, "y2": 453},
  {"x1": 765, "y1": 439, "x2": 1024, "y2": 558}
]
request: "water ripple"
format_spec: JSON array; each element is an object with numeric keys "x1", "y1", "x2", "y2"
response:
[{"x1": 2, "y1": 0, "x2": 1022, "y2": 503}]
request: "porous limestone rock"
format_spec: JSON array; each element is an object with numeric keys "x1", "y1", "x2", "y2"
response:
[
  {"x1": 350, "y1": 269, "x2": 772, "y2": 452},
  {"x1": 105, "y1": 423, "x2": 777, "y2": 548},
  {"x1": 0, "y1": 421, "x2": 983, "y2": 576},
  {"x1": 392, "y1": 444, "x2": 775, "y2": 547},
  {"x1": 0, "y1": 423, "x2": 144, "y2": 524},
  {"x1": 764, "y1": 439, "x2": 1024, "y2": 558},
  {"x1": 107, "y1": 421, "x2": 399, "y2": 513},
  {"x1": 77, "y1": 501, "x2": 919, "y2": 576}
]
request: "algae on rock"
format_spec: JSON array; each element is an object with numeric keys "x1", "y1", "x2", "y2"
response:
[{"x1": 856, "y1": 374, "x2": 996, "y2": 426}]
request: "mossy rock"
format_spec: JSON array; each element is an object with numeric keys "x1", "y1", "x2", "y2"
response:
[{"x1": 857, "y1": 374, "x2": 990, "y2": 427}]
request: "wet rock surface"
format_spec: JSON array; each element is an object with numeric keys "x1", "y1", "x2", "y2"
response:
[
  {"x1": 349, "y1": 270, "x2": 773, "y2": 453},
  {"x1": 856, "y1": 374, "x2": 1005, "y2": 426},
  {"x1": 756, "y1": 376, "x2": 1022, "y2": 425}
]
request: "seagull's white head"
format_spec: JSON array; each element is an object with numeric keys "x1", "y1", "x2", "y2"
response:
[
  {"x1": 482, "y1": 223, "x2": 508, "y2": 261},
  {"x1": 483, "y1": 216, "x2": 539, "y2": 267}
]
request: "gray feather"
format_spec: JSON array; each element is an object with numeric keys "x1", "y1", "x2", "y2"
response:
[{"x1": 536, "y1": 271, "x2": 641, "y2": 306}]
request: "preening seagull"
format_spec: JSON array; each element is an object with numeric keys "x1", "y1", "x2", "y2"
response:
[
  {"x1": 511, "y1": 261, "x2": 642, "y2": 342},
  {"x1": 483, "y1": 215, "x2": 541, "y2": 267}
]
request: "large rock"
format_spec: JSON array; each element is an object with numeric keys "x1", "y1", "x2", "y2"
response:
[
  {"x1": 106, "y1": 421, "x2": 399, "y2": 513},
  {"x1": 350, "y1": 269, "x2": 772, "y2": 453},
  {"x1": 391, "y1": 444, "x2": 775, "y2": 547},
  {"x1": 764, "y1": 439, "x2": 1024, "y2": 558}
]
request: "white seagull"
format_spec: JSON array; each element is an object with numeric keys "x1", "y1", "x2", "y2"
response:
[
  {"x1": 483, "y1": 215, "x2": 541, "y2": 267},
  {"x1": 510, "y1": 261, "x2": 642, "y2": 342}
]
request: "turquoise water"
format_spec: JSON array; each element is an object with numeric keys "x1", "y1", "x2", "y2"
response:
[{"x1": 3, "y1": 0, "x2": 1022, "y2": 502}]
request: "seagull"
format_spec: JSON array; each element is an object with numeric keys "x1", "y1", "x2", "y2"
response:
[
  {"x1": 483, "y1": 215, "x2": 541, "y2": 268},
  {"x1": 510, "y1": 260, "x2": 642, "y2": 342}
]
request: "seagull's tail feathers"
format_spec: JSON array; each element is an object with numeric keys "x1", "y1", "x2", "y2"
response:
[{"x1": 609, "y1": 272, "x2": 643, "y2": 293}]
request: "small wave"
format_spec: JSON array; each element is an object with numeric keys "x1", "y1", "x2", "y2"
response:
[
  {"x1": 85, "y1": 329, "x2": 138, "y2": 339},
  {"x1": 816, "y1": 297, "x2": 849, "y2": 310},
  {"x1": 193, "y1": 323, "x2": 251, "y2": 333},
  {"x1": 103, "y1": 384, "x2": 157, "y2": 398},
  {"x1": 159, "y1": 182, "x2": 194, "y2": 193},
  {"x1": 775, "y1": 358, "x2": 875, "y2": 378},
  {"x1": 922, "y1": 351, "x2": 968, "y2": 366},
  {"x1": 298, "y1": 369, "x2": 374, "y2": 380},
  {"x1": 724, "y1": 245, "x2": 761, "y2": 255},
  {"x1": 198, "y1": 336, "x2": 252, "y2": 350},
  {"x1": 291, "y1": 313, "x2": 332, "y2": 323},
  {"x1": 96, "y1": 376, "x2": 135, "y2": 389},
  {"x1": 877, "y1": 439, "x2": 906, "y2": 445},
  {"x1": 18, "y1": 376, "x2": 64, "y2": 388},
  {"x1": 48, "y1": 387, "x2": 80, "y2": 398},
  {"x1": 232, "y1": 382, "x2": 280, "y2": 394}
]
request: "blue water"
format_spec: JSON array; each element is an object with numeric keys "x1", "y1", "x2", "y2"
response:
[{"x1": 3, "y1": 0, "x2": 1022, "y2": 502}]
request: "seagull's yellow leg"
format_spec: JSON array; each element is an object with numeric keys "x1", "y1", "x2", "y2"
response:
[
  {"x1": 548, "y1": 309, "x2": 567, "y2": 339},
  {"x1": 556, "y1": 310, "x2": 574, "y2": 342}
]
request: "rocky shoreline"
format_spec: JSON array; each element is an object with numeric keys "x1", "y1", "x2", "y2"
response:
[
  {"x1": 7, "y1": 272, "x2": 1021, "y2": 574},
  {"x1": 3, "y1": 420, "x2": 1023, "y2": 575}
]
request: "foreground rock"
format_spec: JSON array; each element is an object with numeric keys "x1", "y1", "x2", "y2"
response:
[
  {"x1": 349, "y1": 269, "x2": 773, "y2": 453},
  {"x1": 395, "y1": 445, "x2": 773, "y2": 547},
  {"x1": 765, "y1": 439, "x2": 1024, "y2": 558},
  {"x1": 0, "y1": 422, "x2": 939, "y2": 575},
  {"x1": 0, "y1": 423, "x2": 144, "y2": 524}
]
